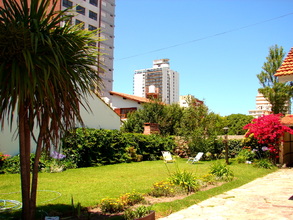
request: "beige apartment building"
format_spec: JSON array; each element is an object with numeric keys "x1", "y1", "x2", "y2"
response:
[
  {"x1": 61, "y1": 0, "x2": 115, "y2": 98},
  {"x1": 133, "y1": 59, "x2": 180, "y2": 104}
]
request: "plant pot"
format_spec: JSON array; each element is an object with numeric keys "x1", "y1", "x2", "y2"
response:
[{"x1": 135, "y1": 211, "x2": 155, "y2": 220}]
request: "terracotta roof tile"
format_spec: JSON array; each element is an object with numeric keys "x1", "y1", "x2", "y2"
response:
[
  {"x1": 109, "y1": 91, "x2": 152, "y2": 103},
  {"x1": 275, "y1": 47, "x2": 293, "y2": 77},
  {"x1": 281, "y1": 115, "x2": 293, "y2": 125}
]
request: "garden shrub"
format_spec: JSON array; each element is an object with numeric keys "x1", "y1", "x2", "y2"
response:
[
  {"x1": 100, "y1": 198, "x2": 125, "y2": 213},
  {"x1": 235, "y1": 147, "x2": 256, "y2": 163},
  {"x1": 62, "y1": 128, "x2": 176, "y2": 168},
  {"x1": 209, "y1": 161, "x2": 234, "y2": 181},
  {"x1": 148, "y1": 181, "x2": 184, "y2": 197},
  {"x1": 123, "y1": 205, "x2": 153, "y2": 220},
  {"x1": 169, "y1": 169, "x2": 201, "y2": 194},
  {"x1": 254, "y1": 159, "x2": 275, "y2": 169}
]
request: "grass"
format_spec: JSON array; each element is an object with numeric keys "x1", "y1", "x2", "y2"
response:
[{"x1": 0, "y1": 158, "x2": 277, "y2": 219}]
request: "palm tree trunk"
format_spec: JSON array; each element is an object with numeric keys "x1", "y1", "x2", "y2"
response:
[
  {"x1": 30, "y1": 116, "x2": 48, "y2": 219},
  {"x1": 19, "y1": 104, "x2": 32, "y2": 220}
]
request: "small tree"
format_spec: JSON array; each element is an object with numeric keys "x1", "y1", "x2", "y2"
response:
[
  {"x1": 257, "y1": 45, "x2": 293, "y2": 114},
  {"x1": 243, "y1": 114, "x2": 293, "y2": 163}
]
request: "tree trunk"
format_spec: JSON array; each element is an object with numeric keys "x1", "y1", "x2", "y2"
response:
[
  {"x1": 30, "y1": 117, "x2": 48, "y2": 219},
  {"x1": 19, "y1": 105, "x2": 32, "y2": 220}
]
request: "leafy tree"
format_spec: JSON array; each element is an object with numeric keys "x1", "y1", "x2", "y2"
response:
[
  {"x1": 121, "y1": 101, "x2": 183, "y2": 136},
  {"x1": 257, "y1": 45, "x2": 293, "y2": 114},
  {"x1": 243, "y1": 114, "x2": 293, "y2": 163},
  {"x1": 223, "y1": 114, "x2": 254, "y2": 135},
  {"x1": 179, "y1": 104, "x2": 221, "y2": 155},
  {"x1": 0, "y1": 0, "x2": 102, "y2": 219}
]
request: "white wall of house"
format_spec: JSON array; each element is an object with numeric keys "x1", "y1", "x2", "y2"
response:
[
  {"x1": 110, "y1": 94, "x2": 144, "y2": 110},
  {"x1": 0, "y1": 94, "x2": 121, "y2": 156}
]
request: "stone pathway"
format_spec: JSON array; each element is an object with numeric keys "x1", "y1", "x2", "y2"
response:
[{"x1": 159, "y1": 169, "x2": 293, "y2": 220}]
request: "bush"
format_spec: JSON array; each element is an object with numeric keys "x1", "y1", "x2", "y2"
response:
[
  {"x1": 62, "y1": 128, "x2": 176, "y2": 168},
  {"x1": 236, "y1": 147, "x2": 256, "y2": 163},
  {"x1": 169, "y1": 169, "x2": 201, "y2": 194},
  {"x1": 209, "y1": 162, "x2": 234, "y2": 181},
  {"x1": 100, "y1": 198, "x2": 125, "y2": 213},
  {"x1": 148, "y1": 181, "x2": 184, "y2": 197},
  {"x1": 1, "y1": 154, "x2": 21, "y2": 174},
  {"x1": 123, "y1": 205, "x2": 153, "y2": 220},
  {"x1": 119, "y1": 191, "x2": 145, "y2": 206},
  {"x1": 254, "y1": 159, "x2": 275, "y2": 169}
]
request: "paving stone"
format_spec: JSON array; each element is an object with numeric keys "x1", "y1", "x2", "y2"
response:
[{"x1": 159, "y1": 169, "x2": 293, "y2": 220}]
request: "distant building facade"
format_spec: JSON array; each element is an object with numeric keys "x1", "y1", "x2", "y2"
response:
[
  {"x1": 133, "y1": 59, "x2": 179, "y2": 104},
  {"x1": 179, "y1": 95, "x2": 203, "y2": 108},
  {"x1": 249, "y1": 93, "x2": 272, "y2": 118},
  {"x1": 61, "y1": 0, "x2": 115, "y2": 98},
  {"x1": 249, "y1": 92, "x2": 291, "y2": 118}
]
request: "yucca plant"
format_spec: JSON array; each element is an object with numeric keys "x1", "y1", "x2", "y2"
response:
[{"x1": 0, "y1": 0, "x2": 103, "y2": 219}]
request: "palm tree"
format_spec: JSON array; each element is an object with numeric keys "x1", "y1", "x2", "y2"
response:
[{"x1": 0, "y1": 0, "x2": 103, "y2": 219}]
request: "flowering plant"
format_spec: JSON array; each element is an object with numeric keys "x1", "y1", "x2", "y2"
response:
[
  {"x1": 50, "y1": 151, "x2": 66, "y2": 160},
  {"x1": 0, "y1": 152, "x2": 10, "y2": 161},
  {"x1": 243, "y1": 114, "x2": 293, "y2": 161}
]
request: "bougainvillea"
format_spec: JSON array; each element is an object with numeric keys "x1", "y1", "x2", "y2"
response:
[{"x1": 243, "y1": 114, "x2": 293, "y2": 161}]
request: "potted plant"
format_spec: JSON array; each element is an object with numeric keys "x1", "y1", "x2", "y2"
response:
[{"x1": 123, "y1": 206, "x2": 155, "y2": 220}]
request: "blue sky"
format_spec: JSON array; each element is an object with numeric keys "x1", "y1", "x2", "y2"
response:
[{"x1": 113, "y1": 0, "x2": 293, "y2": 116}]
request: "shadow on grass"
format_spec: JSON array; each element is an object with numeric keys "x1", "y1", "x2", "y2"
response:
[{"x1": 0, "y1": 204, "x2": 124, "y2": 220}]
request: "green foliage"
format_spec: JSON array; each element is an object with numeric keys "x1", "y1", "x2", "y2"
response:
[
  {"x1": 169, "y1": 169, "x2": 201, "y2": 194},
  {"x1": 122, "y1": 102, "x2": 183, "y2": 136},
  {"x1": 120, "y1": 191, "x2": 145, "y2": 206},
  {"x1": 148, "y1": 181, "x2": 184, "y2": 197},
  {"x1": 100, "y1": 192, "x2": 146, "y2": 214},
  {"x1": 236, "y1": 147, "x2": 256, "y2": 163},
  {"x1": 62, "y1": 128, "x2": 176, "y2": 168},
  {"x1": 100, "y1": 198, "x2": 125, "y2": 213},
  {"x1": 257, "y1": 45, "x2": 293, "y2": 114},
  {"x1": 223, "y1": 114, "x2": 254, "y2": 135},
  {"x1": 209, "y1": 162, "x2": 234, "y2": 181},
  {"x1": 0, "y1": 154, "x2": 21, "y2": 174},
  {"x1": 123, "y1": 206, "x2": 153, "y2": 220},
  {"x1": 254, "y1": 159, "x2": 275, "y2": 169},
  {"x1": 179, "y1": 104, "x2": 220, "y2": 156}
]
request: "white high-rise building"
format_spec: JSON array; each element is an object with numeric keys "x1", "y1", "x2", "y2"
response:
[
  {"x1": 61, "y1": 0, "x2": 115, "y2": 98},
  {"x1": 249, "y1": 93, "x2": 272, "y2": 118},
  {"x1": 133, "y1": 59, "x2": 179, "y2": 104}
]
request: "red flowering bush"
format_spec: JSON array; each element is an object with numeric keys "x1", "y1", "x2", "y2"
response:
[{"x1": 243, "y1": 114, "x2": 293, "y2": 162}]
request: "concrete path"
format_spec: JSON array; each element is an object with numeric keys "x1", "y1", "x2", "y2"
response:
[{"x1": 159, "y1": 169, "x2": 293, "y2": 220}]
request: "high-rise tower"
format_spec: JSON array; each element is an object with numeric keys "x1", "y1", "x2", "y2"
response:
[
  {"x1": 61, "y1": 0, "x2": 115, "y2": 97},
  {"x1": 133, "y1": 59, "x2": 179, "y2": 104}
]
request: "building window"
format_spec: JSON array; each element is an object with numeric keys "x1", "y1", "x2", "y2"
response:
[
  {"x1": 89, "y1": 10, "x2": 97, "y2": 20},
  {"x1": 88, "y1": 24, "x2": 97, "y2": 30},
  {"x1": 62, "y1": 0, "x2": 73, "y2": 8},
  {"x1": 76, "y1": 5, "x2": 85, "y2": 15},
  {"x1": 90, "y1": 0, "x2": 98, "y2": 6},
  {"x1": 75, "y1": 19, "x2": 84, "y2": 29}
]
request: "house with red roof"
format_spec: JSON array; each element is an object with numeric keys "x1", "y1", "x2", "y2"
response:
[
  {"x1": 275, "y1": 47, "x2": 293, "y2": 82},
  {"x1": 109, "y1": 91, "x2": 154, "y2": 120},
  {"x1": 275, "y1": 47, "x2": 293, "y2": 166}
]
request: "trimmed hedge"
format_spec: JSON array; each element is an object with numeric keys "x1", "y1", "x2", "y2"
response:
[{"x1": 61, "y1": 128, "x2": 176, "y2": 167}]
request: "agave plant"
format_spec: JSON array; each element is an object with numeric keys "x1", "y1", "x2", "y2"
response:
[{"x1": 0, "y1": 0, "x2": 103, "y2": 219}]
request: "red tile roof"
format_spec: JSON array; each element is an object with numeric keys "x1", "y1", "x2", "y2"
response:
[
  {"x1": 109, "y1": 91, "x2": 152, "y2": 103},
  {"x1": 281, "y1": 115, "x2": 293, "y2": 126},
  {"x1": 275, "y1": 47, "x2": 293, "y2": 77}
]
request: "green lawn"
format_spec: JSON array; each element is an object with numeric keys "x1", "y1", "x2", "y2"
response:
[{"x1": 0, "y1": 158, "x2": 277, "y2": 219}]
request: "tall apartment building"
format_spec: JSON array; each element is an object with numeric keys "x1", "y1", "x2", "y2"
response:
[
  {"x1": 249, "y1": 93, "x2": 272, "y2": 118},
  {"x1": 61, "y1": 0, "x2": 115, "y2": 97},
  {"x1": 249, "y1": 92, "x2": 291, "y2": 117},
  {"x1": 133, "y1": 59, "x2": 179, "y2": 104}
]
